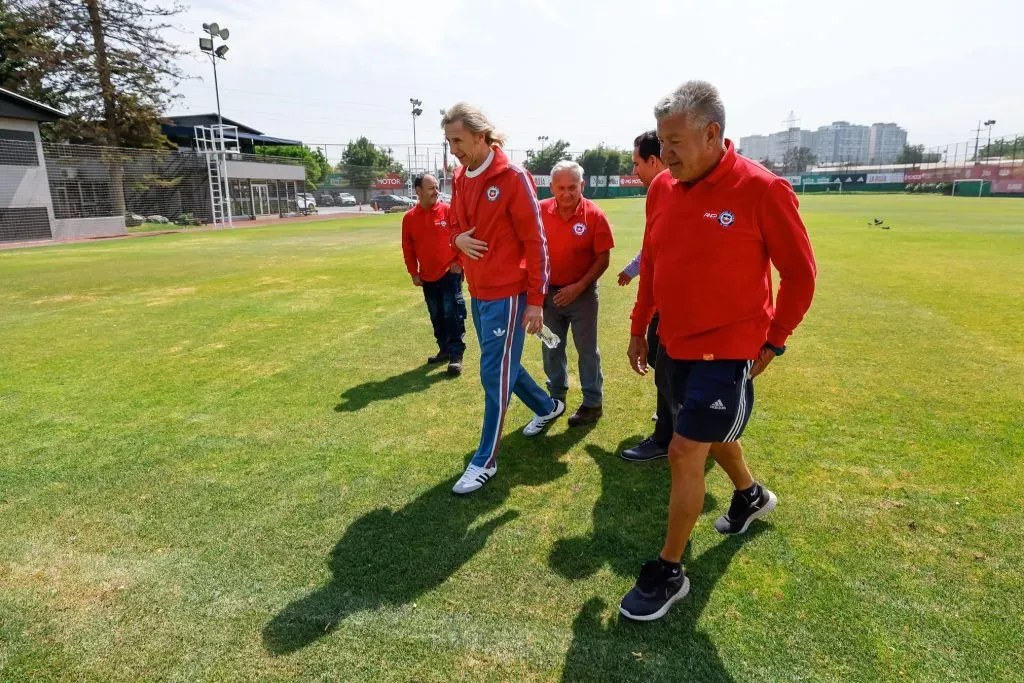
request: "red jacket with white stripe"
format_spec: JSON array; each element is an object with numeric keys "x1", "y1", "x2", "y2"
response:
[{"x1": 450, "y1": 146, "x2": 550, "y2": 306}]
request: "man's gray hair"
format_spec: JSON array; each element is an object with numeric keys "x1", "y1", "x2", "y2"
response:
[
  {"x1": 653, "y1": 80, "x2": 726, "y2": 138},
  {"x1": 550, "y1": 159, "x2": 584, "y2": 181}
]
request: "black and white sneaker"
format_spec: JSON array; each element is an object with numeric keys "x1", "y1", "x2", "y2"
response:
[
  {"x1": 522, "y1": 398, "x2": 566, "y2": 436},
  {"x1": 714, "y1": 483, "x2": 778, "y2": 535},
  {"x1": 452, "y1": 463, "x2": 497, "y2": 495},
  {"x1": 619, "y1": 559, "x2": 690, "y2": 622}
]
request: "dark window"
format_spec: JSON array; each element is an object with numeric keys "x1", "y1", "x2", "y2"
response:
[
  {"x1": 0, "y1": 129, "x2": 40, "y2": 166},
  {"x1": 0, "y1": 207, "x2": 51, "y2": 242}
]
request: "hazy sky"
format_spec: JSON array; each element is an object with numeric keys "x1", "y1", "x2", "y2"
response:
[{"x1": 170, "y1": 0, "x2": 1024, "y2": 162}]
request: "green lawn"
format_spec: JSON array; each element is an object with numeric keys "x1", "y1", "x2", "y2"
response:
[{"x1": 1, "y1": 195, "x2": 1022, "y2": 682}]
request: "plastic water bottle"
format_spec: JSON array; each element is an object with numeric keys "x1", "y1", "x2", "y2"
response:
[{"x1": 536, "y1": 325, "x2": 560, "y2": 349}]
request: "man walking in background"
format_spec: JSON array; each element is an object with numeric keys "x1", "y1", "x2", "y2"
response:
[
  {"x1": 401, "y1": 173, "x2": 466, "y2": 376},
  {"x1": 535, "y1": 160, "x2": 614, "y2": 428},
  {"x1": 443, "y1": 102, "x2": 565, "y2": 495},
  {"x1": 616, "y1": 130, "x2": 672, "y2": 460},
  {"x1": 619, "y1": 81, "x2": 817, "y2": 621}
]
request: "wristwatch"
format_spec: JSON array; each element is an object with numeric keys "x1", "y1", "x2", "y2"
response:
[{"x1": 762, "y1": 342, "x2": 786, "y2": 356}]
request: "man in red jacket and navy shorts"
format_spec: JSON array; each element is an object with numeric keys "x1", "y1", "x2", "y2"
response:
[
  {"x1": 619, "y1": 81, "x2": 817, "y2": 621},
  {"x1": 442, "y1": 102, "x2": 565, "y2": 495}
]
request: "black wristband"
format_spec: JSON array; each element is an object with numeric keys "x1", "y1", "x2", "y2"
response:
[{"x1": 763, "y1": 342, "x2": 786, "y2": 356}]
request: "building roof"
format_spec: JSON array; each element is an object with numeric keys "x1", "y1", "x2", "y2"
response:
[
  {"x1": 160, "y1": 114, "x2": 302, "y2": 146},
  {"x1": 161, "y1": 114, "x2": 264, "y2": 135},
  {"x1": 0, "y1": 87, "x2": 67, "y2": 122}
]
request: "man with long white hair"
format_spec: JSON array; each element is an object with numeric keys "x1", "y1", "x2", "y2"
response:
[
  {"x1": 442, "y1": 102, "x2": 564, "y2": 495},
  {"x1": 619, "y1": 81, "x2": 817, "y2": 621}
]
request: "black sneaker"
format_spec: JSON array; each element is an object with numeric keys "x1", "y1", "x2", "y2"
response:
[
  {"x1": 620, "y1": 436, "x2": 668, "y2": 462},
  {"x1": 619, "y1": 559, "x2": 690, "y2": 621},
  {"x1": 714, "y1": 484, "x2": 778, "y2": 535},
  {"x1": 447, "y1": 357, "x2": 463, "y2": 376},
  {"x1": 427, "y1": 351, "x2": 449, "y2": 364}
]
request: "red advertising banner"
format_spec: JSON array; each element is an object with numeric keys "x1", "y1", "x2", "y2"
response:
[
  {"x1": 619, "y1": 175, "x2": 644, "y2": 187},
  {"x1": 374, "y1": 173, "x2": 404, "y2": 189},
  {"x1": 905, "y1": 165, "x2": 1023, "y2": 184},
  {"x1": 992, "y1": 179, "x2": 1024, "y2": 194}
]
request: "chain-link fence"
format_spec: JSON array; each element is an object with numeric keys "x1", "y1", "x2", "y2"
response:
[{"x1": 4, "y1": 129, "x2": 1023, "y2": 244}]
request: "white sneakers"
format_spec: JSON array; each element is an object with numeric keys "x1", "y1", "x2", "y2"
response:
[
  {"x1": 453, "y1": 398, "x2": 566, "y2": 496},
  {"x1": 522, "y1": 398, "x2": 566, "y2": 437},
  {"x1": 452, "y1": 463, "x2": 497, "y2": 495}
]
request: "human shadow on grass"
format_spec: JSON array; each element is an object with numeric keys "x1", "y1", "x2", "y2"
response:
[
  {"x1": 262, "y1": 425, "x2": 592, "y2": 656},
  {"x1": 560, "y1": 529, "x2": 765, "y2": 683},
  {"x1": 552, "y1": 438, "x2": 768, "y2": 682},
  {"x1": 550, "y1": 439, "x2": 719, "y2": 580},
  {"x1": 334, "y1": 364, "x2": 451, "y2": 413}
]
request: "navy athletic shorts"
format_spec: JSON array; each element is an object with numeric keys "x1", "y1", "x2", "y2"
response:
[{"x1": 656, "y1": 354, "x2": 755, "y2": 443}]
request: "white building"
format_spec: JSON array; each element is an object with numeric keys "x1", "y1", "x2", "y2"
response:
[
  {"x1": 868, "y1": 122, "x2": 908, "y2": 164},
  {"x1": 0, "y1": 88, "x2": 66, "y2": 242},
  {"x1": 816, "y1": 121, "x2": 871, "y2": 165},
  {"x1": 738, "y1": 134, "x2": 770, "y2": 162},
  {"x1": 769, "y1": 128, "x2": 818, "y2": 164},
  {"x1": 741, "y1": 129, "x2": 818, "y2": 164}
]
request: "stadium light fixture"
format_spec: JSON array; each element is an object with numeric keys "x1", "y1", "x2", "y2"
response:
[{"x1": 200, "y1": 22, "x2": 230, "y2": 128}]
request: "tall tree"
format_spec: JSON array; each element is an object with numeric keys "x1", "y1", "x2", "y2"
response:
[
  {"x1": 256, "y1": 145, "x2": 332, "y2": 189},
  {"x1": 340, "y1": 137, "x2": 404, "y2": 192},
  {"x1": 523, "y1": 139, "x2": 571, "y2": 175},
  {"x1": 782, "y1": 146, "x2": 817, "y2": 173},
  {"x1": 0, "y1": 5, "x2": 58, "y2": 106},
  {"x1": 895, "y1": 144, "x2": 941, "y2": 164},
  {"x1": 577, "y1": 145, "x2": 631, "y2": 179},
  {"x1": 978, "y1": 136, "x2": 1024, "y2": 160},
  {"x1": 1, "y1": 0, "x2": 186, "y2": 147}
]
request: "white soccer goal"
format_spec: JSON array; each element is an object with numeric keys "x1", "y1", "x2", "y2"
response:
[
  {"x1": 801, "y1": 180, "x2": 842, "y2": 194},
  {"x1": 951, "y1": 179, "x2": 989, "y2": 197}
]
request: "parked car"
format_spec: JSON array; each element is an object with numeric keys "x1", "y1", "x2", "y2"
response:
[
  {"x1": 316, "y1": 192, "x2": 334, "y2": 206},
  {"x1": 296, "y1": 193, "x2": 317, "y2": 213},
  {"x1": 336, "y1": 192, "x2": 357, "y2": 207},
  {"x1": 371, "y1": 194, "x2": 414, "y2": 212}
]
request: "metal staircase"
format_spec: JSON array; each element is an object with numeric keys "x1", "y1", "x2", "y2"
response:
[{"x1": 194, "y1": 124, "x2": 238, "y2": 228}]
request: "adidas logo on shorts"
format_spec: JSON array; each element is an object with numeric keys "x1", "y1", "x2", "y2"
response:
[{"x1": 710, "y1": 399, "x2": 727, "y2": 411}]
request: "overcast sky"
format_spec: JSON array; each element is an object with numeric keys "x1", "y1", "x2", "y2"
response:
[{"x1": 170, "y1": 0, "x2": 1024, "y2": 162}]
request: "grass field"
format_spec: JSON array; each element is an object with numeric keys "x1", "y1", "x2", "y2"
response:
[{"x1": 1, "y1": 195, "x2": 1022, "y2": 682}]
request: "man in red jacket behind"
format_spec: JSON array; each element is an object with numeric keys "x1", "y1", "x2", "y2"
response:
[
  {"x1": 401, "y1": 173, "x2": 466, "y2": 376},
  {"x1": 442, "y1": 102, "x2": 565, "y2": 495},
  {"x1": 619, "y1": 81, "x2": 817, "y2": 622}
]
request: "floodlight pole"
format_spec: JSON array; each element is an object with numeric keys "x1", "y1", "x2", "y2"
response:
[
  {"x1": 410, "y1": 98, "x2": 422, "y2": 174},
  {"x1": 212, "y1": 55, "x2": 222, "y2": 128}
]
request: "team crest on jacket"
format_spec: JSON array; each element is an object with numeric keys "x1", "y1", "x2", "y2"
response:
[
  {"x1": 718, "y1": 211, "x2": 735, "y2": 227},
  {"x1": 486, "y1": 186, "x2": 500, "y2": 202},
  {"x1": 572, "y1": 222, "x2": 587, "y2": 236}
]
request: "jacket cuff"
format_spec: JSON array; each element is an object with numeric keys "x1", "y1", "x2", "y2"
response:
[{"x1": 766, "y1": 326, "x2": 789, "y2": 349}]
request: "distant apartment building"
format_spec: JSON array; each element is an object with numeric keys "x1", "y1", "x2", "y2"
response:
[
  {"x1": 815, "y1": 121, "x2": 871, "y2": 164},
  {"x1": 770, "y1": 128, "x2": 817, "y2": 163},
  {"x1": 738, "y1": 134, "x2": 770, "y2": 162},
  {"x1": 867, "y1": 122, "x2": 908, "y2": 164},
  {"x1": 741, "y1": 119, "x2": 908, "y2": 166}
]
